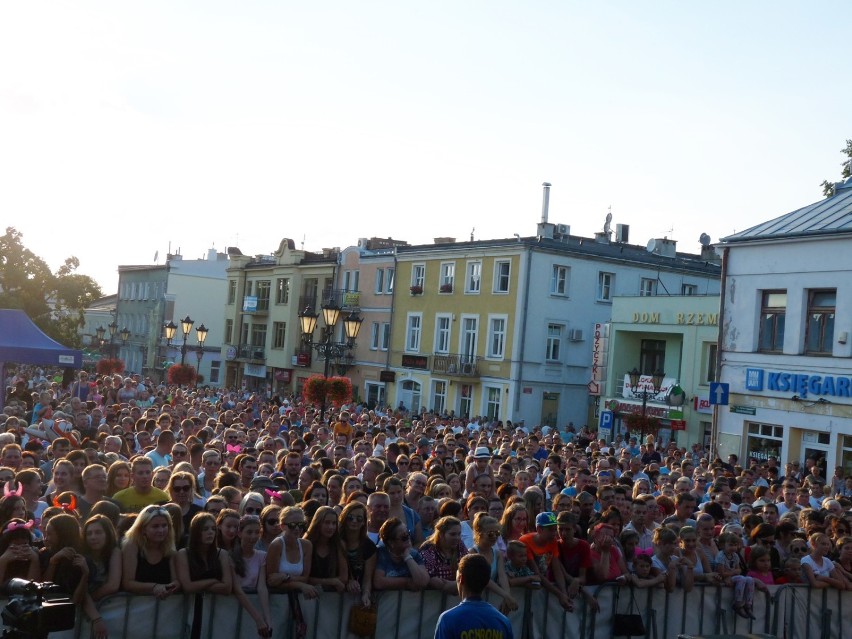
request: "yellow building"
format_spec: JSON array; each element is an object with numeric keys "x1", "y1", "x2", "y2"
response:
[{"x1": 390, "y1": 240, "x2": 523, "y2": 420}]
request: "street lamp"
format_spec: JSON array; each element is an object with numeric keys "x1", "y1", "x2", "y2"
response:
[
  {"x1": 195, "y1": 323, "x2": 208, "y2": 374},
  {"x1": 178, "y1": 315, "x2": 194, "y2": 365},
  {"x1": 627, "y1": 367, "x2": 666, "y2": 417},
  {"x1": 299, "y1": 303, "x2": 363, "y2": 418}
]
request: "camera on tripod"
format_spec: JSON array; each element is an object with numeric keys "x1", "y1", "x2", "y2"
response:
[{"x1": 1, "y1": 579, "x2": 75, "y2": 639}]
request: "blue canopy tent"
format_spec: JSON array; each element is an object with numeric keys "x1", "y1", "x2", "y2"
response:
[{"x1": 0, "y1": 309, "x2": 82, "y2": 410}]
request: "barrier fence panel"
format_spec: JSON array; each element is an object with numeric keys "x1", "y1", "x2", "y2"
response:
[{"x1": 5, "y1": 583, "x2": 852, "y2": 639}]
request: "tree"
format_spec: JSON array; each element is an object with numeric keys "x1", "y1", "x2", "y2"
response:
[
  {"x1": 0, "y1": 227, "x2": 102, "y2": 348},
  {"x1": 820, "y1": 139, "x2": 852, "y2": 197}
]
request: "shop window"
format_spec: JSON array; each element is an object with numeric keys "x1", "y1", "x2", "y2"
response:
[
  {"x1": 758, "y1": 290, "x2": 786, "y2": 352},
  {"x1": 746, "y1": 422, "x2": 783, "y2": 462},
  {"x1": 805, "y1": 289, "x2": 835, "y2": 355}
]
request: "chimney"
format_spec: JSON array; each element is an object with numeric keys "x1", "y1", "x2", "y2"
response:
[
  {"x1": 207, "y1": 248, "x2": 217, "y2": 261},
  {"x1": 541, "y1": 182, "x2": 551, "y2": 223}
]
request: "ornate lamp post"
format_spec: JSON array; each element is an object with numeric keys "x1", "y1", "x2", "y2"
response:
[
  {"x1": 627, "y1": 368, "x2": 666, "y2": 417},
  {"x1": 299, "y1": 302, "x2": 363, "y2": 418},
  {"x1": 195, "y1": 323, "x2": 209, "y2": 372}
]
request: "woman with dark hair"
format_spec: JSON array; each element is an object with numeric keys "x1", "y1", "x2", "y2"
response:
[
  {"x1": 0, "y1": 519, "x2": 40, "y2": 582},
  {"x1": 303, "y1": 481, "x2": 329, "y2": 506},
  {"x1": 257, "y1": 504, "x2": 281, "y2": 552},
  {"x1": 305, "y1": 505, "x2": 347, "y2": 592},
  {"x1": 81, "y1": 515, "x2": 121, "y2": 601},
  {"x1": 105, "y1": 461, "x2": 131, "y2": 498},
  {"x1": 176, "y1": 512, "x2": 233, "y2": 639},
  {"x1": 419, "y1": 516, "x2": 467, "y2": 594},
  {"x1": 338, "y1": 502, "x2": 375, "y2": 606},
  {"x1": 0, "y1": 494, "x2": 28, "y2": 530},
  {"x1": 232, "y1": 515, "x2": 272, "y2": 637},
  {"x1": 384, "y1": 476, "x2": 423, "y2": 545},
  {"x1": 215, "y1": 508, "x2": 240, "y2": 553},
  {"x1": 373, "y1": 517, "x2": 429, "y2": 591}
]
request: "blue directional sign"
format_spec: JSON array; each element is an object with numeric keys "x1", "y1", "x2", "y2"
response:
[
  {"x1": 599, "y1": 410, "x2": 614, "y2": 430},
  {"x1": 709, "y1": 382, "x2": 730, "y2": 406}
]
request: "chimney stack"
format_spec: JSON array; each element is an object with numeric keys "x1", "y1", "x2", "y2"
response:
[{"x1": 541, "y1": 182, "x2": 551, "y2": 223}]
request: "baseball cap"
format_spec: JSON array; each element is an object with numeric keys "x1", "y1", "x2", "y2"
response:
[
  {"x1": 474, "y1": 446, "x2": 491, "y2": 459},
  {"x1": 417, "y1": 437, "x2": 431, "y2": 447},
  {"x1": 535, "y1": 512, "x2": 557, "y2": 527}
]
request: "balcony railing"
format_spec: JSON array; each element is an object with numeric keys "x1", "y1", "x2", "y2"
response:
[
  {"x1": 238, "y1": 344, "x2": 266, "y2": 361},
  {"x1": 322, "y1": 288, "x2": 361, "y2": 310},
  {"x1": 432, "y1": 353, "x2": 481, "y2": 377}
]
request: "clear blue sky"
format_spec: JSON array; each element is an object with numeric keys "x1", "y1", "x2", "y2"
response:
[{"x1": 1, "y1": 1, "x2": 849, "y2": 290}]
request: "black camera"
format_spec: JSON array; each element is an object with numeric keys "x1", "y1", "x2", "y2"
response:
[{"x1": 1, "y1": 579, "x2": 76, "y2": 639}]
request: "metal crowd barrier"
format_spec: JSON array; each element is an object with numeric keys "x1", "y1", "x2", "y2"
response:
[{"x1": 11, "y1": 583, "x2": 852, "y2": 639}]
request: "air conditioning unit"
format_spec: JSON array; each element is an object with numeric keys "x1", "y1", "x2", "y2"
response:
[
  {"x1": 569, "y1": 329, "x2": 584, "y2": 341},
  {"x1": 556, "y1": 224, "x2": 570, "y2": 236}
]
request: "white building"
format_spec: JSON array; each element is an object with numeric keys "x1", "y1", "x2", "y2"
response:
[{"x1": 717, "y1": 176, "x2": 852, "y2": 474}]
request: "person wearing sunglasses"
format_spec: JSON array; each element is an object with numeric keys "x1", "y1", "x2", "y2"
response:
[
  {"x1": 373, "y1": 517, "x2": 429, "y2": 592},
  {"x1": 168, "y1": 471, "x2": 203, "y2": 535},
  {"x1": 265, "y1": 506, "x2": 318, "y2": 598}
]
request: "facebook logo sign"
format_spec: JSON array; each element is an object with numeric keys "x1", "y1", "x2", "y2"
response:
[{"x1": 746, "y1": 368, "x2": 764, "y2": 391}]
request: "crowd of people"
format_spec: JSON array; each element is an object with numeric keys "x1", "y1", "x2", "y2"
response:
[{"x1": 2, "y1": 366, "x2": 852, "y2": 638}]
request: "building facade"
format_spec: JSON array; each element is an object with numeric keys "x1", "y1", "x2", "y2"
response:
[
  {"x1": 600, "y1": 295, "x2": 721, "y2": 447},
  {"x1": 717, "y1": 177, "x2": 852, "y2": 473}
]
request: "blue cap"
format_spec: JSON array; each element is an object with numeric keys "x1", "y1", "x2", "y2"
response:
[{"x1": 535, "y1": 512, "x2": 557, "y2": 527}]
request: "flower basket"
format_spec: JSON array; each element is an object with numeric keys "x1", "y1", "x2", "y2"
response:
[
  {"x1": 440, "y1": 283, "x2": 453, "y2": 293},
  {"x1": 409, "y1": 285, "x2": 423, "y2": 295},
  {"x1": 96, "y1": 358, "x2": 125, "y2": 376},
  {"x1": 326, "y1": 376, "x2": 353, "y2": 406},
  {"x1": 167, "y1": 363, "x2": 197, "y2": 386},
  {"x1": 303, "y1": 375, "x2": 329, "y2": 406},
  {"x1": 624, "y1": 413, "x2": 660, "y2": 441}
]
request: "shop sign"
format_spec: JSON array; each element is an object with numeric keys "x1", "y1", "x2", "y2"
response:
[
  {"x1": 590, "y1": 323, "x2": 608, "y2": 396},
  {"x1": 730, "y1": 405, "x2": 756, "y2": 415},
  {"x1": 630, "y1": 312, "x2": 718, "y2": 325},
  {"x1": 746, "y1": 367, "x2": 852, "y2": 398},
  {"x1": 379, "y1": 370, "x2": 396, "y2": 382},
  {"x1": 244, "y1": 363, "x2": 267, "y2": 378},
  {"x1": 670, "y1": 420, "x2": 687, "y2": 431},
  {"x1": 610, "y1": 400, "x2": 671, "y2": 419},
  {"x1": 694, "y1": 395, "x2": 713, "y2": 414},
  {"x1": 296, "y1": 353, "x2": 311, "y2": 367},
  {"x1": 621, "y1": 374, "x2": 674, "y2": 402},
  {"x1": 401, "y1": 354, "x2": 428, "y2": 369},
  {"x1": 274, "y1": 369, "x2": 292, "y2": 382}
]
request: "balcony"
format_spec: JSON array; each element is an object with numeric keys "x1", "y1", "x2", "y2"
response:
[
  {"x1": 432, "y1": 353, "x2": 481, "y2": 377},
  {"x1": 242, "y1": 296, "x2": 270, "y2": 315},
  {"x1": 322, "y1": 288, "x2": 361, "y2": 310},
  {"x1": 298, "y1": 294, "x2": 317, "y2": 312},
  {"x1": 238, "y1": 344, "x2": 266, "y2": 361}
]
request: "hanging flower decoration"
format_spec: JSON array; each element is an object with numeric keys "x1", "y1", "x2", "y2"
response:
[
  {"x1": 303, "y1": 375, "x2": 329, "y2": 406},
  {"x1": 624, "y1": 413, "x2": 660, "y2": 441},
  {"x1": 167, "y1": 363, "x2": 197, "y2": 386},
  {"x1": 326, "y1": 376, "x2": 353, "y2": 406},
  {"x1": 96, "y1": 358, "x2": 125, "y2": 376}
]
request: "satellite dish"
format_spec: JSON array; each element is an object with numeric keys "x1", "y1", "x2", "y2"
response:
[
  {"x1": 646, "y1": 239, "x2": 657, "y2": 253},
  {"x1": 699, "y1": 233, "x2": 711, "y2": 247}
]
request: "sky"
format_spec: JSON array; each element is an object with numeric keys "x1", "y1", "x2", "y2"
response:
[{"x1": 1, "y1": 2, "x2": 850, "y2": 292}]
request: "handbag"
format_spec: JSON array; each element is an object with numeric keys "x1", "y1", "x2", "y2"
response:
[
  {"x1": 347, "y1": 602, "x2": 378, "y2": 637},
  {"x1": 612, "y1": 587, "x2": 646, "y2": 637}
]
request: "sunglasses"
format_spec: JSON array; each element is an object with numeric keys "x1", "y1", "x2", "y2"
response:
[
  {"x1": 244, "y1": 507, "x2": 261, "y2": 515},
  {"x1": 264, "y1": 519, "x2": 280, "y2": 526},
  {"x1": 790, "y1": 546, "x2": 807, "y2": 554},
  {"x1": 285, "y1": 521, "x2": 307, "y2": 531},
  {"x1": 172, "y1": 485, "x2": 191, "y2": 493},
  {"x1": 173, "y1": 451, "x2": 187, "y2": 457}
]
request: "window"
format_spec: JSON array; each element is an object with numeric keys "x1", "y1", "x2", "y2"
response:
[
  {"x1": 466, "y1": 262, "x2": 481, "y2": 294},
  {"x1": 440, "y1": 262, "x2": 455, "y2": 292},
  {"x1": 640, "y1": 339, "x2": 666, "y2": 375},
  {"x1": 432, "y1": 380, "x2": 447, "y2": 415},
  {"x1": 251, "y1": 324, "x2": 267, "y2": 348},
  {"x1": 406, "y1": 314, "x2": 422, "y2": 352},
  {"x1": 597, "y1": 272, "x2": 614, "y2": 302},
  {"x1": 640, "y1": 278, "x2": 657, "y2": 297},
  {"x1": 434, "y1": 315, "x2": 451, "y2": 354},
  {"x1": 381, "y1": 323, "x2": 390, "y2": 351},
  {"x1": 272, "y1": 322, "x2": 286, "y2": 349},
  {"x1": 275, "y1": 278, "x2": 290, "y2": 304},
  {"x1": 209, "y1": 361, "x2": 221, "y2": 384},
  {"x1": 494, "y1": 260, "x2": 511, "y2": 293},
  {"x1": 705, "y1": 343, "x2": 718, "y2": 384},
  {"x1": 411, "y1": 264, "x2": 425, "y2": 288},
  {"x1": 370, "y1": 322, "x2": 380, "y2": 350},
  {"x1": 240, "y1": 322, "x2": 249, "y2": 345},
  {"x1": 746, "y1": 422, "x2": 784, "y2": 462},
  {"x1": 256, "y1": 280, "x2": 271, "y2": 311},
  {"x1": 342, "y1": 270, "x2": 359, "y2": 293},
  {"x1": 546, "y1": 324, "x2": 562, "y2": 362},
  {"x1": 806, "y1": 290, "x2": 836, "y2": 355},
  {"x1": 484, "y1": 386, "x2": 502, "y2": 421},
  {"x1": 224, "y1": 319, "x2": 234, "y2": 344},
  {"x1": 385, "y1": 268, "x2": 394, "y2": 293},
  {"x1": 487, "y1": 316, "x2": 507, "y2": 359},
  {"x1": 458, "y1": 384, "x2": 473, "y2": 419},
  {"x1": 682, "y1": 283, "x2": 697, "y2": 296},
  {"x1": 551, "y1": 265, "x2": 569, "y2": 296},
  {"x1": 758, "y1": 290, "x2": 786, "y2": 352},
  {"x1": 375, "y1": 269, "x2": 385, "y2": 294},
  {"x1": 459, "y1": 316, "x2": 478, "y2": 362},
  {"x1": 244, "y1": 280, "x2": 253, "y2": 297},
  {"x1": 130, "y1": 283, "x2": 137, "y2": 300}
]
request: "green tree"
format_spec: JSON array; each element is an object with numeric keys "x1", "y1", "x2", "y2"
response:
[
  {"x1": 0, "y1": 227, "x2": 102, "y2": 347},
  {"x1": 820, "y1": 139, "x2": 852, "y2": 197}
]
